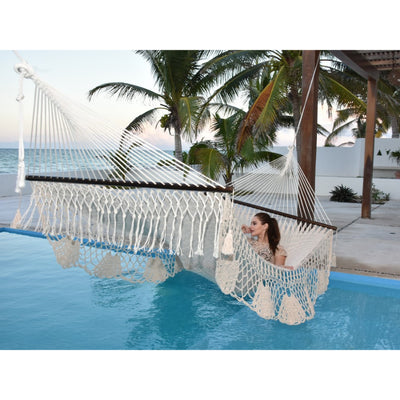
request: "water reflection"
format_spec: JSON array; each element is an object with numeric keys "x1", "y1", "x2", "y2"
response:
[
  {"x1": 86, "y1": 269, "x2": 400, "y2": 350},
  {"x1": 124, "y1": 272, "x2": 241, "y2": 349},
  {"x1": 89, "y1": 270, "x2": 241, "y2": 349}
]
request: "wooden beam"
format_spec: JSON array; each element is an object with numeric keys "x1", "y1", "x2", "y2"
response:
[
  {"x1": 331, "y1": 51, "x2": 380, "y2": 81},
  {"x1": 298, "y1": 50, "x2": 320, "y2": 221},
  {"x1": 234, "y1": 199, "x2": 337, "y2": 231},
  {"x1": 25, "y1": 175, "x2": 234, "y2": 193},
  {"x1": 299, "y1": 51, "x2": 320, "y2": 190},
  {"x1": 361, "y1": 77, "x2": 378, "y2": 218}
]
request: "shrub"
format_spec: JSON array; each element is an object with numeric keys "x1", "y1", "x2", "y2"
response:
[
  {"x1": 389, "y1": 149, "x2": 400, "y2": 165},
  {"x1": 329, "y1": 184, "x2": 358, "y2": 203},
  {"x1": 371, "y1": 184, "x2": 390, "y2": 203}
]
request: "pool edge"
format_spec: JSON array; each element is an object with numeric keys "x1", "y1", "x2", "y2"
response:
[{"x1": 0, "y1": 226, "x2": 46, "y2": 239}]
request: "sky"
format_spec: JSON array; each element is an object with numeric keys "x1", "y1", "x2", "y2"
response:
[
  {"x1": 0, "y1": 50, "x2": 191, "y2": 149},
  {"x1": 0, "y1": 49, "x2": 341, "y2": 151},
  {"x1": 2, "y1": 2, "x2": 398, "y2": 152}
]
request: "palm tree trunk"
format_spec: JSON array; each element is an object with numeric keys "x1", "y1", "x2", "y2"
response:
[
  {"x1": 291, "y1": 89, "x2": 302, "y2": 160},
  {"x1": 391, "y1": 114, "x2": 399, "y2": 138},
  {"x1": 174, "y1": 131, "x2": 183, "y2": 162}
]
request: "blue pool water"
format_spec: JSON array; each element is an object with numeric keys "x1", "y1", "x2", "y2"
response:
[{"x1": 1, "y1": 229, "x2": 400, "y2": 350}]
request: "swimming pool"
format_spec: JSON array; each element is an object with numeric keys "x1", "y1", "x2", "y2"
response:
[{"x1": 1, "y1": 228, "x2": 399, "y2": 350}]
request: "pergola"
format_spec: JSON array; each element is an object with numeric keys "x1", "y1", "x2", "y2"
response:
[{"x1": 300, "y1": 50, "x2": 400, "y2": 219}]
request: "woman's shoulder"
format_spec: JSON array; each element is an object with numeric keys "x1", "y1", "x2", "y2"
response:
[{"x1": 276, "y1": 244, "x2": 287, "y2": 256}]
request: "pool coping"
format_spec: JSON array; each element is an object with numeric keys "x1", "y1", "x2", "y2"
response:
[{"x1": 2, "y1": 226, "x2": 400, "y2": 290}]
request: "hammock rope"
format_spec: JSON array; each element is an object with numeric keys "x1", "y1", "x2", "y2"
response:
[{"x1": 11, "y1": 57, "x2": 336, "y2": 325}]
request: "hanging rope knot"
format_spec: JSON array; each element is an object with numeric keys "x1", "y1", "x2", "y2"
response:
[
  {"x1": 13, "y1": 61, "x2": 30, "y2": 193},
  {"x1": 14, "y1": 62, "x2": 34, "y2": 79}
]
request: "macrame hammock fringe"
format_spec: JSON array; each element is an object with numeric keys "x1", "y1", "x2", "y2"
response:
[{"x1": 11, "y1": 59, "x2": 336, "y2": 325}]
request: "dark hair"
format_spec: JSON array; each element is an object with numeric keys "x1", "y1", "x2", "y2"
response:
[{"x1": 254, "y1": 212, "x2": 280, "y2": 254}]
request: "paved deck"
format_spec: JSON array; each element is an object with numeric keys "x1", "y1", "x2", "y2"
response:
[
  {"x1": 321, "y1": 197, "x2": 400, "y2": 279},
  {"x1": 1, "y1": 194, "x2": 399, "y2": 280}
]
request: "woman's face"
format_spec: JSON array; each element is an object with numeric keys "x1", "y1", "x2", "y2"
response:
[{"x1": 250, "y1": 216, "x2": 268, "y2": 238}]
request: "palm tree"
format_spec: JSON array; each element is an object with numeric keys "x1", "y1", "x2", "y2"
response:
[
  {"x1": 319, "y1": 108, "x2": 388, "y2": 146},
  {"x1": 322, "y1": 61, "x2": 400, "y2": 142},
  {"x1": 88, "y1": 50, "x2": 224, "y2": 162},
  {"x1": 233, "y1": 51, "x2": 373, "y2": 154},
  {"x1": 188, "y1": 111, "x2": 280, "y2": 184},
  {"x1": 202, "y1": 51, "x2": 383, "y2": 152}
]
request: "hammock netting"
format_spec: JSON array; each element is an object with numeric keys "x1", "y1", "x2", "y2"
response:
[{"x1": 12, "y1": 62, "x2": 336, "y2": 325}]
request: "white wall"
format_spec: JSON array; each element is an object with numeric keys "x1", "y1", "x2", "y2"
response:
[
  {"x1": 274, "y1": 138, "x2": 400, "y2": 177},
  {"x1": 272, "y1": 138, "x2": 400, "y2": 199},
  {"x1": 316, "y1": 141, "x2": 364, "y2": 177},
  {"x1": 316, "y1": 176, "x2": 400, "y2": 199}
]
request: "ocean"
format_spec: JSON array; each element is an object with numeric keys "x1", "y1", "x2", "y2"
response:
[
  {"x1": 0, "y1": 148, "x2": 175, "y2": 175},
  {"x1": 0, "y1": 148, "x2": 20, "y2": 174}
]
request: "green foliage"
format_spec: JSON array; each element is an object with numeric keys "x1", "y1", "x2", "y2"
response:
[
  {"x1": 330, "y1": 184, "x2": 390, "y2": 204},
  {"x1": 371, "y1": 184, "x2": 390, "y2": 203},
  {"x1": 390, "y1": 149, "x2": 400, "y2": 165},
  {"x1": 188, "y1": 111, "x2": 281, "y2": 184},
  {"x1": 329, "y1": 184, "x2": 358, "y2": 203}
]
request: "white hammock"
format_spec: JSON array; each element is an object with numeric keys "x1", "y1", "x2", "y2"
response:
[
  {"x1": 218, "y1": 152, "x2": 336, "y2": 324},
  {"x1": 11, "y1": 60, "x2": 336, "y2": 325}
]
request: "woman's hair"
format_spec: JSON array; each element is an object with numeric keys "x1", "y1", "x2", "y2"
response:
[{"x1": 254, "y1": 212, "x2": 281, "y2": 254}]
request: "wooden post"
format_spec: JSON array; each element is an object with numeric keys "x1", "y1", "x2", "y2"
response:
[
  {"x1": 362, "y1": 77, "x2": 378, "y2": 218},
  {"x1": 298, "y1": 50, "x2": 320, "y2": 220}
]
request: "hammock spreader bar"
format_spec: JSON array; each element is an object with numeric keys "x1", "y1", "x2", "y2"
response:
[
  {"x1": 25, "y1": 175, "x2": 234, "y2": 193},
  {"x1": 233, "y1": 198, "x2": 337, "y2": 231}
]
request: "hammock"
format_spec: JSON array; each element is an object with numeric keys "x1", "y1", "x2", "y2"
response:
[{"x1": 11, "y1": 59, "x2": 336, "y2": 325}]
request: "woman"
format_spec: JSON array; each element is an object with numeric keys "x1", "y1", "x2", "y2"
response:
[{"x1": 241, "y1": 212, "x2": 288, "y2": 267}]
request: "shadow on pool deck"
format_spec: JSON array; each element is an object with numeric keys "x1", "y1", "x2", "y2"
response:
[{"x1": 1, "y1": 194, "x2": 400, "y2": 280}]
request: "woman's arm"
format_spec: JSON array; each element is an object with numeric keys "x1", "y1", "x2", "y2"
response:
[
  {"x1": 274, "y1": 254, "x2": 287, "y2": 266},
  {"x1": 274, "y1": 246, "x2": 293, "y2": 269}
]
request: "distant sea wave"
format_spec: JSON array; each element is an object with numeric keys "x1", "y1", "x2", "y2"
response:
[
  {"x1": 0, "y1": 149, "x2": 20, "y2": 174},
  {"x1": 0, "y1": 148, "x2": 175, "y2": 174}
]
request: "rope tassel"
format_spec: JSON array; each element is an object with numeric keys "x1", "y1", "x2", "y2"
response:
[{"x1": 221, "y1": 230, "x2": 234, "y2": 256}]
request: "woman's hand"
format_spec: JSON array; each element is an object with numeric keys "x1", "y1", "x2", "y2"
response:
[{"x1": 241, "y1": 225, "x2": 250, "y2": 234}]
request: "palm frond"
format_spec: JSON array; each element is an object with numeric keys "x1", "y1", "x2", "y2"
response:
[
  {"x1": 196, "y1": 60, "x2": 271, "y2": 130},
  {"x1": 187, "y1": 141, "x2": 213, "y2": 164},
  {"x1": 332, "y1": 109, "x2": 357, "y2": 130},
  {"x1": 237, "y1": 66, "x2": 287, "y2": 150},
  {"x1": 255, "y1": 67, "x2": 289, "y2": 133},
  {"x1": 195, "y1": 51, "x2": 269, "y2": 88},
  {"x1": 212, "y1": 60, "x2": 271, "y2": 104},
  {"x1": 193, "y1": 147, "x2": 225, "y2": 181},
  {"x1": 236, "y1": 137, "x2": 281, "y2": 169},
  {"x1": 208, "y1": 103, "x2": 246, "y2": 117},
  {"x1": 88, "y1": 82, "x2": 162, "y2": 102},
  {"x1": 211, "y1": 112, "x2": 244, "y2": 156},
  {"x1": 178, "y1": 96, "x2": 204, "y2": 140},
  {"x1": 320, "y1": 71, "x2": 366, "y2": 111},
  {"x1": 135, "y1": 50, "x2": 169, "y2": 93},
  {"x1": 316, "y1": 124, "x2": 330, "y2": 137},
  {"x1": 125, "y1": 108, "x2": 162, "y2": 132}
]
